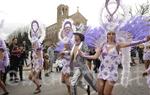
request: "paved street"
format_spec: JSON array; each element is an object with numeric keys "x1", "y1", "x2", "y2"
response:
[{"x1": 0, "y1": 64, "x2": 150, "y2": 95}]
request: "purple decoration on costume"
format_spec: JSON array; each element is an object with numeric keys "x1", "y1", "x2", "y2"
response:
[
  {"x1": 110, "y1": 65, "x2": 114, "y2": 72},
  {"x1": 111, "y1": 56, "x2": 117, "y2": 60},
  {"x1": 33, "y1": 41, "x2": 43, "y2": 52},
  {"x1": 105, "y1": 0, "x2": 120, "y2": 22},
  {"x1": 57, "y1": 25, "x2": 105, "y2": 49},
  {"x1": 62, "y1": 29, "x2": 73, "y2": 38},
  {"x1": 38, "y1": 59, "x2": 44, "y2": 64},
  {"x1": 101, "y1": 64, "x2": 105, "y2": 71},
  {"x1": 64, "y1": 21, "x2": 72, "y2": 28},
  {"x1": 31, "y1": 20, "x2": 40, "y2": 34},
  {"x1": 84, "y1": 26, "x2": 105, "y2": 48},
  {"x1": 0, "y1": 38, "x2": 9, "y2": 73},
  {"x1": 55, "y1": 31, "x2": 73, "y2": 52},
  {"x1": 104, "y1": 72, "x2": 108, "y2": 76},
  {"x1": 115, "y1": 61, "x2": 118, "y2": 65},
  {"x1": 102, "y1": 52, "x2": 107, "y2": 59},
  {"x1": 105, "y1": 60, "x2": 109, "y2": 63},
  {"x1": 119, "y1": 16, "x2": 150, "y2": 41},
  {"x1": 30, "y1": 20, "x2": 43, "y2": 42},
  {"x1": 36, "y1": 47, "x2": 43, "y2": 51},
  {"x1": 55, "y1": 41, "x2": 65, "y2": 52},
  {"x1": 114, "y1": 73, "x2": 117, "y2": 77}
]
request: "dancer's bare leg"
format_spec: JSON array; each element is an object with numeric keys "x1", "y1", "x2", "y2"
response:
[
  {"x1": 29, "y1": 71, "x2": 41, "y2": 94},
  {"x1": 144, "y1": 60, "x2": 150, "y2": 69},
  {"x1": 66, "y1": 85, "x2": 71, "y2": 95},
  {"x1": 0, "y1": 80, "x2": 8, "y2": 93},
  {"x1": 97, "y1": 79, "x2": 105, "y2": 95},
  {"x1": 103, "y1": 81, "x2": 115, "y2": 95},
  {"x1": 32, "y1": 72, "x2": 41, "y2": 90}
]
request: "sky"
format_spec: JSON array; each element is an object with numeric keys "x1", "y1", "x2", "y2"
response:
[{"x1": 0, "y1": 0, "x2": 149, "y2": 39}]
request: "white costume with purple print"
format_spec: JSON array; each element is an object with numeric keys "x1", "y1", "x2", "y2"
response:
[
  {"x1": 0, "y1": 52, "x2": 9, "y2": 73},
  {"x1": 32, "y1": 51, "x2": 44, "y2": 72},
  {"x1": 31, "y1": 31, "x2": 40, "y2": 42},
  {"x1": 143, "y1": 42, "x2": 150, "y2": 60},
  {"x1": 61, "y1": 50, "x2": 70, "y2": 74},
  {"x1": 0, "y1": 38, "x2": 9, "y2": 73},
  {"x1": 98, "y1": 43, "x2": 120, "y2": 82}
]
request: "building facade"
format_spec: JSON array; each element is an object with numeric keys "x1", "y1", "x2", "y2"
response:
[{"x1": 44, "y1": 4, "x2": 87, "y2": 46}]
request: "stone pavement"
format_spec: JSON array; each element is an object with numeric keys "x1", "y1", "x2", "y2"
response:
[{"x1": 0, "y1": 64, "x2": 150, "y2": 95}]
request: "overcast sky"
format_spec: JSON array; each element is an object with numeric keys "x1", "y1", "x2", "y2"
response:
[{"x1": 0, "y1": 0, "x2": 149, "y2": 39}]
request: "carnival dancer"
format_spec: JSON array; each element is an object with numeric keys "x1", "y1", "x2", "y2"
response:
[
  {"x1": 79, "y1": 31, "x2": 150, "y2": 95},
  {"x1": 28, "y1": 41, "x2": 43, "y2": 94},
  {"x1": 56, "y1": 19, "x2": 74, "y2": 95},
  {"x1": 0, "y1": 38, "x2": 9, "y2": 95},
  {"x1": 60, "y1": 42, "x2": 72, "y2": 95},
  {"x1": 28, "y1": 20, "x2": 45, "y2": 94}
]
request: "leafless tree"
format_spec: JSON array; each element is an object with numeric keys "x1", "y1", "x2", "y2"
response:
[
  {"x1": 135, "y1": 0, "x2": 150, "y2": 16},
  {"x1": 6, "y1": 26, "x2": 31, "y2": 46}
]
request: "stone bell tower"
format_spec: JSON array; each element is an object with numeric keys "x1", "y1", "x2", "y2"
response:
[{"x1": 57, "y1": 4, "x2": 69, "y2": 28}]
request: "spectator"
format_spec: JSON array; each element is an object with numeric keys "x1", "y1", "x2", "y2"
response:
[
  {"x1": 130, "y1": 47, "x2": 137, "y2": 66},
  {"x1": 47, "y1": 44, "x2": 55, "y2": 72},
  {"x1": 9, "y1": 38, "x2": 20, "y2": 82},
  {"x1": 18, "y1": 45, "x2": 24, "y2": 81},
  {"x1": 43, "y1": 53, "x2": 49, "y2": 76},
  {"x1": 22, "y1": 41, "x2": 29, "y2": 67},
  {"x1": 137, "y1": 46, "x2": 144, "y2": 64}
]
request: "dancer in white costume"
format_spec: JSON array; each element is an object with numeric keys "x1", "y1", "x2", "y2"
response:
[
  {"x1": 0, "y1": 38, "x2": 9, "y2": 95},
  {"x1": 28, "y1": 41, "x2": 44, "y2": 94},
  {"x1": 79, "y1": 31, "x2": 150, "y2": 95},
  {"x1": 0, "y1": 17, "x2": 9, "y2": 95},
  {"x1": 60, "y1": 42, "x2": 71, "y2": 95},
  {"x1": 58, "y1": 20, "x2": 73, "y2": 95},
  {"x1": 28, "y1": 20, "x2": 45, "y2": 94}
]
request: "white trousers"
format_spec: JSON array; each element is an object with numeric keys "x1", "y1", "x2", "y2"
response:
[{"x1": 70, "y1": 67, "x2": 88, "y2": 90}]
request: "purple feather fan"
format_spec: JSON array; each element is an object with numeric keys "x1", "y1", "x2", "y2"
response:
[
  {"x1": 119, "y1": 16, "x2": 150, "y2": 41},
  {"x1": 55, "y1": 32, "x2": 73, "y2": 52},
  {"x1": 84, "y1": 26, "x2": 105, "y2": 48},
  {"x1": 55, "y1": 41, "x2": 65, "y2": 52}
]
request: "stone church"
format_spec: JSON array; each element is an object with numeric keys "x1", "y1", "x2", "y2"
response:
[{"x1": 44, "y1": 4, "x2": 87, "y2": 46}]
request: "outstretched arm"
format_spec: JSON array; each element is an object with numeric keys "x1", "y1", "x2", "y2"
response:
[{"x1": 119, "y1": 36, "x2": 150, "y2": 48}]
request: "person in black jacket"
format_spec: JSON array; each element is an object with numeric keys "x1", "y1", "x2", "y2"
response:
[
  {"x1": 17, "y1": 45, "x2": 24, "y2": 81},
  {"x1": 22, "y1": 41, "x2": 29, "y2": 66},
  {"x1": 9, "y1": 38, "x2": 20, "y2": 82}
]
